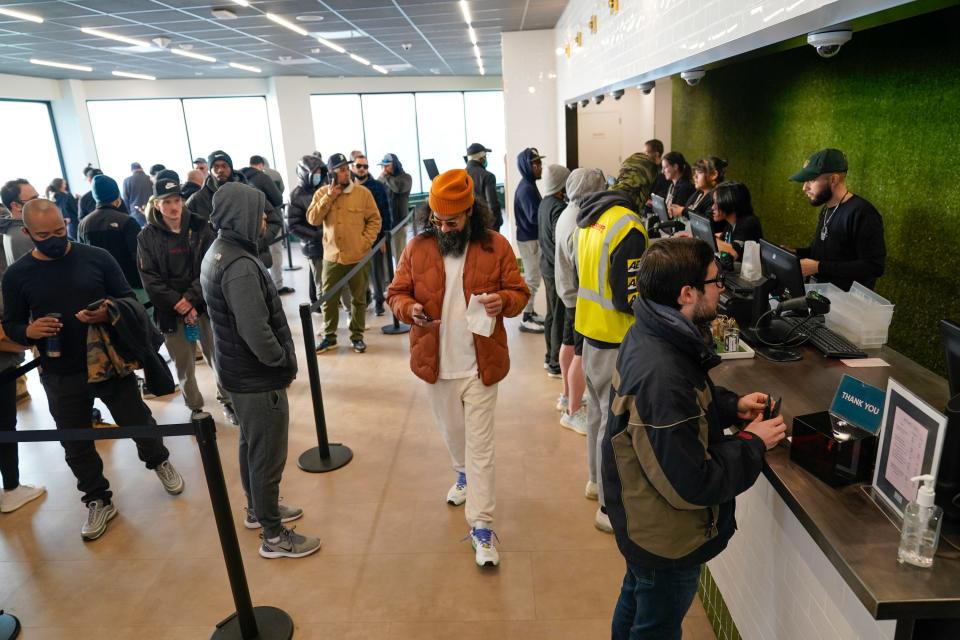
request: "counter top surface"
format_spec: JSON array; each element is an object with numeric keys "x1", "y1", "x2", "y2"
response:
[{"x1": 710, "y1": 345, "x2": 960, "y2": 620}]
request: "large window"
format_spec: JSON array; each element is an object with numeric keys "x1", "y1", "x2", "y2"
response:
[
  {"x1": 87, "y1": 99, "x2": 192, "y2": 183},
  {"x1": 362, "y1": 94, "x2": 422, "y2": 194},
  {"x1": 309, "y1": 90, "x2": 504, "y2": 193},
  {"x1": 183, "y1": 97, "x2": 274, "y2": 169},
  {"x1": 0, "y1": 100, "x2": 64, "y2": 195},
  {"x1": 87, "y1": 96, "x2": 275, "y2": 184}
]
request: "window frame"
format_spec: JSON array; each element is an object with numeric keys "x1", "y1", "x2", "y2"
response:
[{"x1": 0, "y1": 97, "x2": 68, "y2": 188}]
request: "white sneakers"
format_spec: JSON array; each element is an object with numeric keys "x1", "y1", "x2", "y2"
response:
[
  {"x1": 560, "y1": 406, "x2": 588, "y2": 435},
  {"x1": 584, "y1": 481, "x2": 598, "y2": 501},
  {"x1": 0, "y1": 483, "x2": 46, "y2": 513},
  {"x1": 446, "y1": 472, "x2": 467, "y2": 506},
  {"x1": 470, "y1": 527, "x2": 500, "y2": 567},
  {"x1": 555, "y1": 394, "x2": 568, "y2": 411},
  {"x1": 594, "y1": 507, "x2": 613, "y2": 533}
]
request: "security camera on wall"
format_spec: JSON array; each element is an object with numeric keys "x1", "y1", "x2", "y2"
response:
[
  {"x1": 638, "y1": 82, "x2": 655, "y2": 95},
  {"x1": 680, "y1": 70, "x2": 705, "y2": 86},
  {"x1": 807, "y1": 29, "x2": 852, "y2": 58}
]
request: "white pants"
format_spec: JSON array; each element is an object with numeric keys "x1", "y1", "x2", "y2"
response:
[
  {"x1": 583, "y1": 342, "x2": 618, "y2": 507},
  {"x1": 425, "y1": 376, "x2": 498, "y2": 528},
  {"x1": 516, "y1": 240, "x2": 541, "y2": 314}
]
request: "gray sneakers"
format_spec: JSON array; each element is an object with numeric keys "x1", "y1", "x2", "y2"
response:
[
  {"x1": 155, "y1": 460, "x2": 185, "y2": 495},
  {"x1": 244, "y1": 503, "x2": 304, "y2": 529},
  {"x1": 81, "y1": 499, "x2": 118, "y2": 541},
  {"x1": 259, "y1": 527, "x2": 322, "y2": 559}
]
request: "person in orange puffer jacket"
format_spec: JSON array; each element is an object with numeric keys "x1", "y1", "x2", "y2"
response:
[{"x1": 387, "y1": 169, "x2": 529, "y2": 569}]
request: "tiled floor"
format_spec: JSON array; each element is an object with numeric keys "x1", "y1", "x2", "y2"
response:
[{"x1": 0, "y1": 253, "x2": 716, "y2": 639}]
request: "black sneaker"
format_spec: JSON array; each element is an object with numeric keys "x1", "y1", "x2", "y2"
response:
[
  {"x1": 374, "y1": 304, "x2": 386, "y2": 317},
  {"x1": 546, "y1": 364, "x2": 562, "y2": 378},
  {"x1": 352, "y1": 339, "x2": 367, "y2": 353},
  {"x1": 221, "y1": 401, "x2": 239, "y2": 426},
  {"x1": 316, "y1": 337, "x2": 337, "y2": 353},
  {"x1": 277, "y1": 286, "x2": 295, "y2": 295}
]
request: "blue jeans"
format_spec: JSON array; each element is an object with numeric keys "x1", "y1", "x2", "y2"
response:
[{"x1": 611, "y1": 562, "x2": 701, "y2": 640}]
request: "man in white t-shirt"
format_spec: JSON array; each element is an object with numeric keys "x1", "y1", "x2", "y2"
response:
[{"x1": 387, "y1": 169, "x2": 529, "y2": 568}]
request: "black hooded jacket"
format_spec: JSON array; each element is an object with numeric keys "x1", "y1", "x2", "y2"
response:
[
  {"x1": 287, "y1": 155, "x2": 325, "y2": 259},
  {"x1": 78, "y1": 202, "x2": 143, "y2": 290}
]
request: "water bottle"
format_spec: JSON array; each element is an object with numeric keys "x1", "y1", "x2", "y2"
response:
[
  {"x1": 184, "y1": 319, "x2": 199, "y2": 343},
  {"x1": 45, "y1": 313, "x2": 62, "y2": 358},
  {"x1": 897, "y1": 474, "x2": 943, "y2": 568}
]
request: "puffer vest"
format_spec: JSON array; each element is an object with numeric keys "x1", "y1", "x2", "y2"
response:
[{"x1": 200, "y1": 237, "x2": 297, "y2": 393}]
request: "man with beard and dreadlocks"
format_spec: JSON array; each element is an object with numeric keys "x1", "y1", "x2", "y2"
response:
[
  {"x1": 387, "y1": 169, "x2": 529, "y2": 569},
  {"x1": 789, "y1": 148, "x2": 886, "y2": 291},
  {"x1": 575, "y1": 152, "x2": 657, "y2": 535}
]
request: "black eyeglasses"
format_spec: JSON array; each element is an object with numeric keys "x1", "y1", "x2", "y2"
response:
[
  {"x1": 355, "y1": 164, "x2": 369, "y2": 169},
  {"x1": 702, "y1": 273, "x2": 726, "y2": 289}
]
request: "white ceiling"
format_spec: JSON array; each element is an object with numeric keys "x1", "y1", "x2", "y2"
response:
[{"x1": 0, "y1": 0, "x2": 568, "y2": 79}]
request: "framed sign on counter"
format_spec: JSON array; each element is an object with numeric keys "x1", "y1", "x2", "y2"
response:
[{"x1": 871, "y1": 378, "x2": 948, "y2": 518}]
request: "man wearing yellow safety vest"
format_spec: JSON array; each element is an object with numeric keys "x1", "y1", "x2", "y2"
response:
[{"x1": 575, "y1": 152, "x2": 658, "y2": 533}]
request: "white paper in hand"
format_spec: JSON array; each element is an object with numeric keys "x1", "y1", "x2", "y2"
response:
[
  {"x1": 466, "y1": 294, "x2": 495, "y2": 337},
  {"x1": 740, "y1": 241, "x2": 762, "y2": 281}
]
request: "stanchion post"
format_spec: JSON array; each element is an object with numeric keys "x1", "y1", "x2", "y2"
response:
[
  {"x1": 193, "y1": 413, "x2": 294, "y2": 640},
  {"x1": 381, "y1": 227, "x2": 411, "y2": 335},
  {"x1": 282, "y1": 214, "x2": 301, "y2": 272},
  {"x1": 0, "y1": 610, "x2": 20, "y2": 640},
  {"x1": 297, "y1": 304, "x2": 354, "y2": 472}
]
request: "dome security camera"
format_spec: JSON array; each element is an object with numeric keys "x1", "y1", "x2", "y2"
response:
[
  {"x1": 594, "y1": 94, "x2": 605, "y2": 105},
  {"x1": 638, "y1": 82, "x2": 655, "y2": 95},
  {"x1": 807, "y1": 30, "x2": 852, "y2": 58},
  {"x1": 612, "y1": 89, "x2": 624, "y2": 100},
  {"x1": 580, "y1": 99, "x2": 589, "y2": 108},
  {"x1": 680, "y1": 70, "x2": 705, "y2": 86},
  {"x1": 401, "y1": 42, "x2": 412, "y2": 51}
]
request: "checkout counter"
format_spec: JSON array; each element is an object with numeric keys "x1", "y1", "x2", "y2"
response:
[{"x1": 708, "y1": 343, "x2": 958, "y2": 640}]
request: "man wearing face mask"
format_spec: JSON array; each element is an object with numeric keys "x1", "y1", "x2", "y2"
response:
[
  {"x1": 1, "y1": 179, "x2": 40, "y2": 265},
  {"x1": 387, "y1": 169, "x2": 529, "y2": 568},
  {"x1": 464, "y1": 143, "x2": 502, "y2": 231},
  {"x1": 287, "y1": 155, "x2": 327, "y2": 304},
  {"x1": 2, "y1": 199, "x2": 185, "y2": 541},
  {"x1": 789, "y1": 148, "x2": 886, "y2": 291},
  {"x1": 307, "y1": 153, "x2": 381, "y2": 354}
]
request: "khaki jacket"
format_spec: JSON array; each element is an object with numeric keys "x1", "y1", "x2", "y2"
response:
[{"x1": 306, "y1": 182, "x2": 381, "y2": 265}]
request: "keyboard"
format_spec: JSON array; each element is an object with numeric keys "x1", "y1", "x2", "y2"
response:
[{"x1": 780, "y1": 316, "x2": 867, "y2": 359}]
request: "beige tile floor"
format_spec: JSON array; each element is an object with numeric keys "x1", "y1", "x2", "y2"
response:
[{"x1": 0, "y1": 254, "x2": 716, "y2": 639}]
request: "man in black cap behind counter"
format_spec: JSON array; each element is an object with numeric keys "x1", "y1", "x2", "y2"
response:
[
  {"x1": 465, "y1": 142, "x2": 502, "y2": 231},
  {"x1": 789, "y1": 148, "x2": 886, "y2": 291}
]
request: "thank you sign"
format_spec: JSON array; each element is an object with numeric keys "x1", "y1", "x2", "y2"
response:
[{"x1": 829, "y1": 374, "x2": 885, "y2": 434}]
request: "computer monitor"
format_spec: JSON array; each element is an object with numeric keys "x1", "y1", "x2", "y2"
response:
[
  {"x1": 651, "y1": 194, "x2": 670, "y2": 223},
  {"x1": 423, "y1": 158, "x2": 440, "y2": 180},
  {"x1": 941, "y1": 320, "x2": 960, "y2": 398},
  {"x1": 759, "y1": 239, "x2": 806, "y2": 300},
  {"x1": 688, "y1": 212, "x2": 717, "y2": 251}
]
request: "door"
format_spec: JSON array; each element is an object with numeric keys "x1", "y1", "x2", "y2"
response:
[{"x1": 577, "y1": 111, "x2": 621, "y2": 178}]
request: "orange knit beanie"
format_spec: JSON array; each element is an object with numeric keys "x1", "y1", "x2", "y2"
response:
[{"x1": 429, "y1": 169, "x2": 475, "y2": 214}]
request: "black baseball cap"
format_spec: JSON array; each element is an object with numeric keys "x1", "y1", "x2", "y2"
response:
[
  {"x1": 154, "y1": 169, "x2": 181, "y2": 199},
  {"x1": 327, "y1": 153, "x2": 349, "y2": 172},
  {"x1": 789, "y1": 148, "x2": 848, "y2": 182},
  {"x1": 193, "y1": 157, "x2": 207, "y2": 165},
  {"x1": 466, "y1": 143, "x2": 492, "y2": 155},
  {"x1": 525, "y1": 147, "x2": 545, "y2": 162}
]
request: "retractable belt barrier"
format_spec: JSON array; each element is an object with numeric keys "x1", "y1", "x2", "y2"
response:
[
  {"x1": 295, "y1": 209, "x2": 413, "y2": 474},
  {"x1": 0, "y1": 414, "x2": 294, "y2": 640}
]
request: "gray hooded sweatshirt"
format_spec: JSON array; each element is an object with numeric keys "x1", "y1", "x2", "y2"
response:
[
  {"x1": 555, "y1": 168, "x2": 608, "y2": 308},
  {"x1": 209, "y1": 182, "x2": 287, "y2": 369}
]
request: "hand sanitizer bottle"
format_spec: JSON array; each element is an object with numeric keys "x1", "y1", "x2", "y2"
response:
[{"x1": 897, "y1": 475, "x2": 943, "y2": 568}]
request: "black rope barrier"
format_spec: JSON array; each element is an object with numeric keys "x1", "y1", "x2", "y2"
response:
[
  {"x1": 0, "y1": 413, "x2": 294, "y2": 640},
  {"x1": 381, "y1": 210, "x2": 413, "y2": 336}
]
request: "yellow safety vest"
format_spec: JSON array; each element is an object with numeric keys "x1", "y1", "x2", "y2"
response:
[{"x1": 575, "y1": 205, "x2": 649, "y2": 343}]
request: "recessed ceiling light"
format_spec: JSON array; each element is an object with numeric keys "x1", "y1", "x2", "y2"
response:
[
  {"x1": 30, "y1": 58, "x2": 91, "y2": 71},
  {"x1": 278, "y1": 55, "x2": 293, "y2": 62},
  {"x1": 211, "y1": 8, "x2": 238, "y2": 20},
  {"x1": 112, "y1": 70, "x2": 156, "y2": 80},
  {"x1": 0, "y1": 7, "x2": 43, "y2": 24},
  {"x1": 229, "y1": 62, "x2": 262, "y2": 73},
  {"x1": 266, "y1": 13, "x2": 309, "y2": 36},
  {"x1": 171, "y1": 48, "x2": 216, "y2": 63},
  {"x1": 229, "y1": 0, "x2": 250, "y2": 6},
  {"x1": 316, "y1": 37, "x2": 345, "y2": 54},
  {"x1": 152, "y1": 36, "x2": 171, "y2": 49},
  {"x1": 296, "y1": 15, "x2": 325, "y2": 22},
  {"x1": 372, "y1": 64, "x2": 388, "y2": 74},
  {"x1": 349, "y1": 53, "x2": 370, "y2": 66},
  {"x1": 80, "y1": 27, "x2": 151, "y2": 48},
  {"x1": 180, "y1": 43, "x2": 194, "y2": 50}
]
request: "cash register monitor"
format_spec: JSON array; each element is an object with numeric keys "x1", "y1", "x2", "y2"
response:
[
  {"x1": 651, "y1": 194, "x2": 670, "y2": 223},
  {"x1": 759, "y1": 239, "x2": 806, "y2": 301},
  {"x1": 688, "y1": 212, "x2": 717, "y2": 252},
  {"x1": 941, "y1": 320, "x2": 960, "y2": 397},
  {"x1": 423, "y1": 158, "x2": 440, "y2": 180}
]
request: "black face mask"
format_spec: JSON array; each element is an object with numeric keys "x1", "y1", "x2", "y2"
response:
[{"x1": 32, "y1": 234, "x2": 69, "y2": 259}]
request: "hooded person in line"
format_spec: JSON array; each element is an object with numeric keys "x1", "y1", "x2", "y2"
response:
[
  {"x1": 378, "y1": 153, "x2": 413, "y2": 261},
  {"x1": 200, "y1": 182, "x2": 320, "y2": 560},
  {"x1": 575, "y1": 152, "x2": 657, "y2": 535},
  {"x1": 537, "y1": 163, "x2": 571, "y2": 379},
  {"x1": 513, "y1": 147, "x2": 545, "y2": 333},
  {"x1": 122, "y1": 162, "x2": 153, "y2": 227},
  {"x1": 553, "y1": 168, "x2": 609, "y2": 438},
  {"x1": 240, "y1": 155, "x2": 291, "y2": 294},
  {"x1": 286, "y1": 154, "x2": 327, "y2": 304},
  {"x1": 464, "y1": 143, "x2": 502, "y2": 231}
]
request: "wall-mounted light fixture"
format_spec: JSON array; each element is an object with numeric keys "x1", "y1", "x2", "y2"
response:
[
  {"x1": 575, "y1": 32, "x2": 583, "y2": 47},
  {"x1": 609, "y1": 0, "x2": 620, "y2": 15},
  {"x1": 589, "y1": 15, "x2": 598, "y2": 34}
]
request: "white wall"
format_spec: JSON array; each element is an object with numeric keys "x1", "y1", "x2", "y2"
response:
[
  {"x1": 501, "y1": 30, "x2": 558, "y2": 245},
  {"x1": 575, "y1": 86, "x2": 656, "y2": 176},
  {"x1": 2, "y1": 73, "x2": 501, "y2": 195}
]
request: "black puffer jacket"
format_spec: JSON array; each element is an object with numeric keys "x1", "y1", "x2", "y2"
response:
[
  {"x1": 287, "y1": 155, "x2": 325, "y2": 259},
  {"x1": 137, "y1": 207, "x2": 215, "y2": 334}
]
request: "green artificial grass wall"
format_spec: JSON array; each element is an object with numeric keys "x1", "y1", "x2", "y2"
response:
[{"x1": 671, "y1": 7, "x2": 960, "y2": 375}]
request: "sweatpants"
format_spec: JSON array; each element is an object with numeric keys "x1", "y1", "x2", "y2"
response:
[
  {"x1": 583, "y1": 342, "x2": 619, "y2": 507},
  {"x1": 163, "y1": 315, "x2": 224, "y2": 411},
  {"x1": 425, "y1": 376, "x2": 498, "y2": 529},
  {"x1": 516, "y1": 240, "x2": 541, "y2": 314},
  {"x1": 318, "y1": 259, "x2": 369, "y2": 342},
  {"x1": 0, "y1": 374, "x2": 19, "y2": 490},
  {"x1": 230, "y1": 388, "x2": 289, "y2": 538},
  {"x1": 269, "y1": 239, "x2": 284, "y2": 288},
  {"x1": 543, "y1": 275, "x2": 563, "y2": 369}
]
